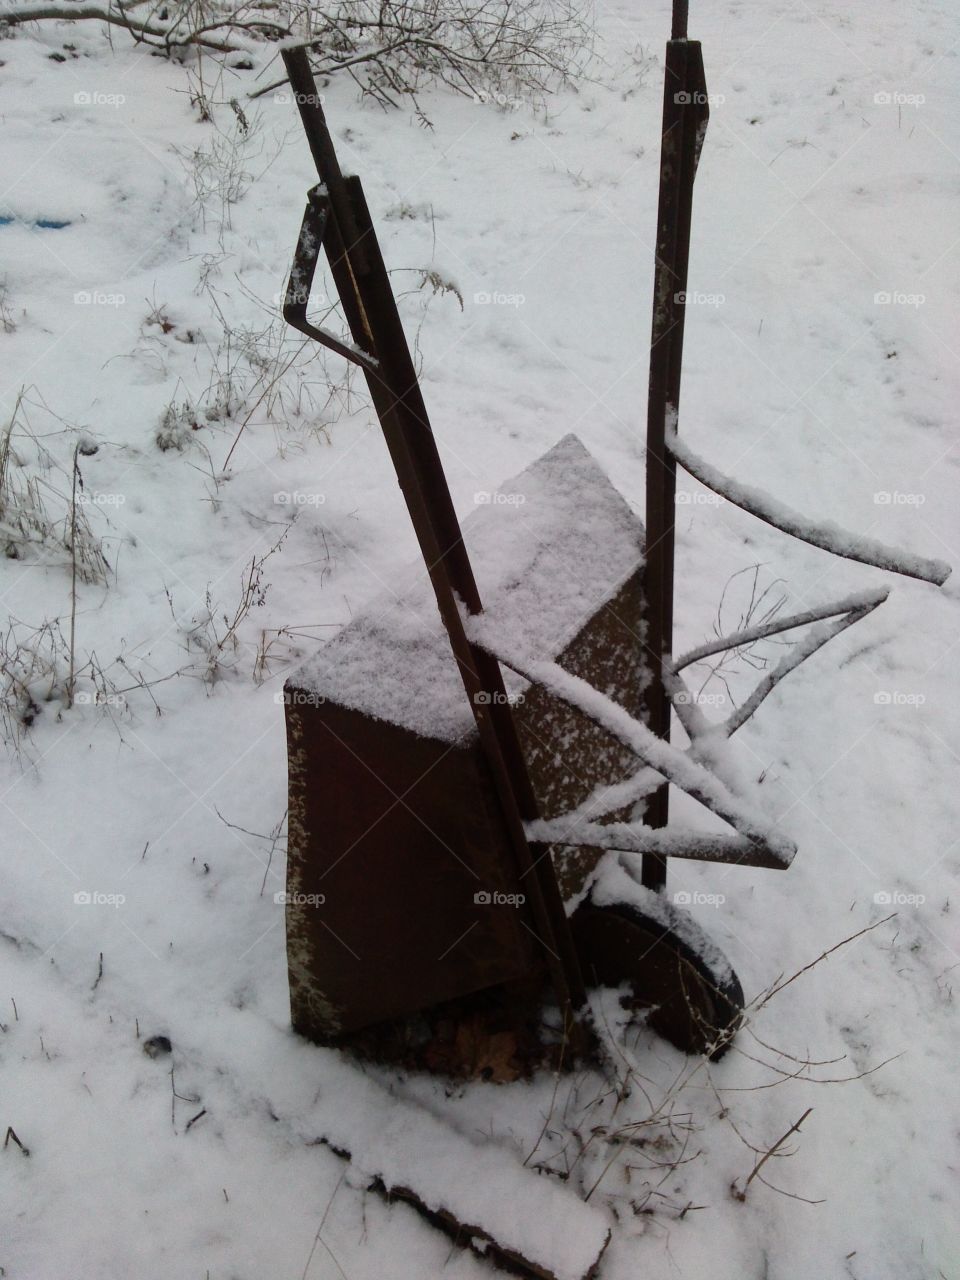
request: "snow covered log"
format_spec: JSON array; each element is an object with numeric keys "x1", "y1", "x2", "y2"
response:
[{"x1": 310, "y1": 1065, "x2": 611, "y2": 1280}]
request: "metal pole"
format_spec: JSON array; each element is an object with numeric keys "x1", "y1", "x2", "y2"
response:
[{"x1": 641, "y1": 16, "x2": 709, "y2": 890}]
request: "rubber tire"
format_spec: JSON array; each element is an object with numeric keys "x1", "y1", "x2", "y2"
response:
[{"x1": 570, "y1": 898, "x2": 744, "y2": 1060}]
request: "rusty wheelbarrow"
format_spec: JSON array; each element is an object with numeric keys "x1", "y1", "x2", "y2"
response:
[{"x1": 275, "y1": 1, "x2": 948, "y2": 1076}]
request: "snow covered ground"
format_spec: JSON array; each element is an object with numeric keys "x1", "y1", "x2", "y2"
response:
[{"x1": 1, "y1": 0, "x2": 958, "y2": 1276}]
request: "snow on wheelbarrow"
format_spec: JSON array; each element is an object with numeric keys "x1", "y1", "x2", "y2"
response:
[{"x1": 271, "y1": 4, "x2": 950, "y2": 1276}]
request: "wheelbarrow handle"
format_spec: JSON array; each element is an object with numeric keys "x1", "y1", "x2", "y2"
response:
[
  {"x1": 283, "y1": 186, "x2": 379, "y2": 374},
  {"x1": 641, "y1": 31, "x2": 709, "y2": 890},
  {"x1": 279, "y1": 46, "x2": 590, "y2": 1035}
]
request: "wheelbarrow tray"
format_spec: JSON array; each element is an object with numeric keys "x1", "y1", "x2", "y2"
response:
[{"x1": 284, "y1": 433, "x2": 648, "y2": 1042}]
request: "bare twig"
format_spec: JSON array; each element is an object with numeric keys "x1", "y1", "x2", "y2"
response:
[
  {"x1": 732, "y1": 1107, "x2": 813, "y2": 1200},
  {"x1": 753, "y1": 915, "x2": 895, "y2": 1009},
  {"x1": 4, "y1": 1127, "x2": 30, "y2": 1156}
]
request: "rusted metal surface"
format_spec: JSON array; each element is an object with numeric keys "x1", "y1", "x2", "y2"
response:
[
  {"x1": 515, "y1": 573, "x2": 648, "y2": 900},
  {"x1": 280, "y1": 48, "x2": 585, "y2": 1034},
  {"x1": 285, "y1": 699, "x2": 544, "y2": 1040},
  {"x1": 570, "y1": 897, "x2": 743, "y2": 1060},
  {"x1": 284, "y1": 493, "x2": 647, "y2": 1041},
  {"x1": 641, "y1": 23, "x2": 710, "y2": 890}
]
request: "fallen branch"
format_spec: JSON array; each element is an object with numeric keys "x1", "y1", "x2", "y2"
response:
[
  {"x1": 3, "y1": 0, "x2": 593, "y2": 116},
  {"x1": 1, "y1": 4, "x2": 254, "y2": 52},
  {"x1": 312, "y1": 1135, "x2": 610, "y2": 1280}
]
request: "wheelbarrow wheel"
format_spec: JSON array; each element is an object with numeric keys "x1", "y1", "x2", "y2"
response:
[{"x1": 570, "y1": 896, "x2": 744, "y2": 1061}]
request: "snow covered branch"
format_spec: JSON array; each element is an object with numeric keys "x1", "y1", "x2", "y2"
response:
[
  {"x1": 0, "y1": 3, "x2": 263, "y2": 52},
  {"x1": 0, "y1": 0, "x2": 593, "y2": 113},
  {"x1": 666, "y1": 422, "x2": 951, "y2": 586}
]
